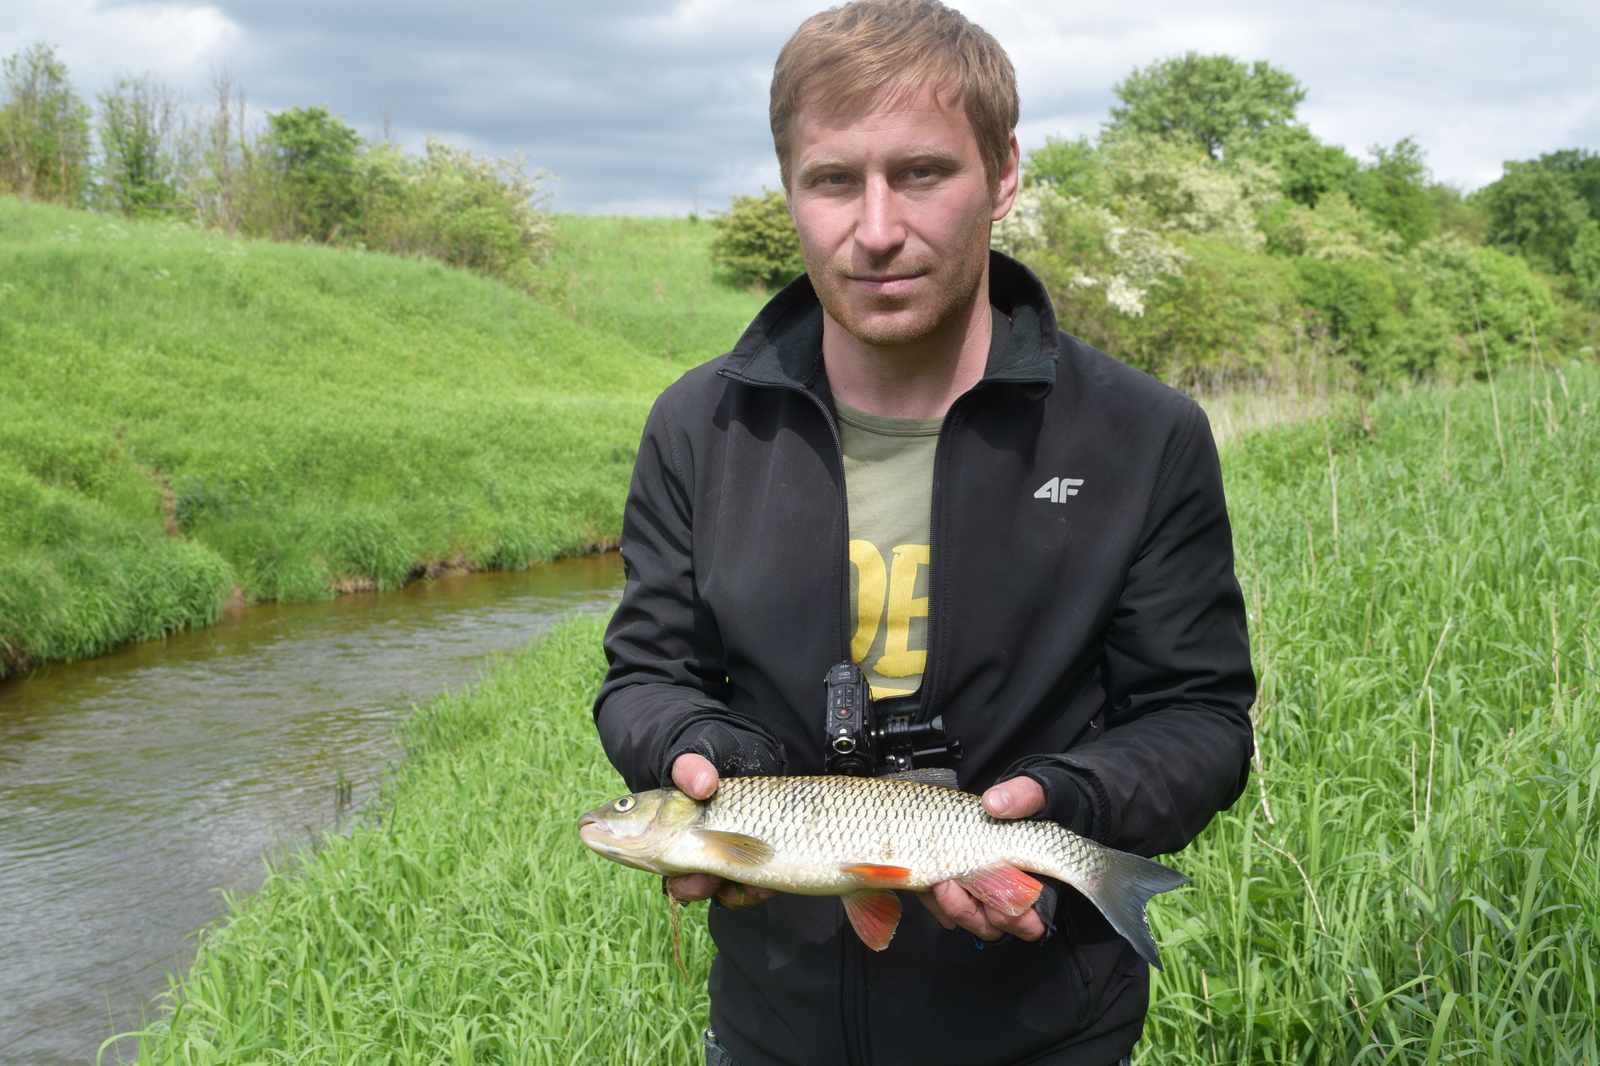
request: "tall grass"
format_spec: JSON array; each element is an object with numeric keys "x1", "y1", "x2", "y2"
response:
[
  {"x1": 122, "y1": 616, "x2": 715, "y2": 1066},
  {"x1": 0, "y1": 199, "x2": 681, "y2": 675},
  {"x1": 126, "y1": 365, "x2": 1598, "y2": 1064},
  {"x1": 548, "y1": 215, "x2": 767, "y2": 366},
  {"x1": 1149, "y1": 363, "x2": 1599, "y2": 1063}
]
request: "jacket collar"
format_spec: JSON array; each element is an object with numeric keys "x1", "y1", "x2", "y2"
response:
[{"x1": 721, "y1": 251, "x2": 1059, "y2": 394}]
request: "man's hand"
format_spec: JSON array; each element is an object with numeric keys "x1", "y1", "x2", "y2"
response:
[
  {"x1": 916, "y1": 777, "x2": 1048, "y2": 941},
  {"x1": 664, "y1": 754, "x2": 777, "y2": 908}
]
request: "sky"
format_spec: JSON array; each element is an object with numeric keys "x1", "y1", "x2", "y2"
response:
[{"x1": 3, "y1": 0, "x2": 1597, "y2": 215}]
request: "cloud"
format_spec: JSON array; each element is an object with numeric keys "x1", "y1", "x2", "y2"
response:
[{"x1": 5, "y1": 0, "x2": 1597, "y2": 213}]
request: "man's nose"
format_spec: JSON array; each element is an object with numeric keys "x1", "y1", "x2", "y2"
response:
[{"x1": 854, "y1": 175, "x2": 906, "y2": 258}]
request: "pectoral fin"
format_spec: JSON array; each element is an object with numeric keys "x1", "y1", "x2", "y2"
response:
[
  {"x1": 842, "y1": 889, "x2": 902, "y2": 951},
  {"x1": 953, "y1": 863, "x2": 1043, "y2": 917},
  {"x1": 839, "y1": 863, "x2": 912, "y2": 888},
  {"x1": 691, "y1": 829, "x2": 774, "y2": 867}
]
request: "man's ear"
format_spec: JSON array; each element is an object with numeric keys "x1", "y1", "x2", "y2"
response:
[{"x1": 990, "y1": 132, "x2": 1021, "y2": 222}]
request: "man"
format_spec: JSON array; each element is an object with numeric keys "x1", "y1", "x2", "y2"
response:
[{"x1": 593, "y1": 2, "x2": 1255, "y2": 1063}]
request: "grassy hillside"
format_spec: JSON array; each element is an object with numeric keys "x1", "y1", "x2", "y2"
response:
[
  {"x1": 129, "y1": 367, "x2": 1598, "y2": 1064},
  {"x1": 0, "y1": 200, "x2": 683, "y2": 675},
  {"x1": 547, "y1": 214, "x2": 768, "y2": 366}
]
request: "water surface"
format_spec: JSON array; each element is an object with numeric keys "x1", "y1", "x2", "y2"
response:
[{"x1": 0, "y1": 555, "x2": 624, "y2": 1065}]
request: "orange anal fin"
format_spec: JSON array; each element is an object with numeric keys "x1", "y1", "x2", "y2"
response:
[
  {"x1": 839, "y1": 863, "x2": 912, "y2": 888},
  {"x1": 953, "y1": 863, "x2": 1043, "y2": 917},
  {"x1": 842, "y1": 889, "x2": 902, "y2": 952}
]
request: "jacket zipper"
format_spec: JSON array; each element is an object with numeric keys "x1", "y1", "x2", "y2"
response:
[
  {"x1": 719, "y1": 370, "x2": 1006, "y2": 1066},
  {"x1": 916, "y1": 382, "x2": 1001, "y2": 726},
  {"x1": 717, "y1": 374, "x2": 856, "y2": 661},
  {"x1": 720, "y1": 369, "x2": 1004, "y2": 722}
]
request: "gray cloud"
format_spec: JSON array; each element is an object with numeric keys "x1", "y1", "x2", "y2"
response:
[{"x1": 4, "y1": 0, "x2": 1597, "y2": 213}]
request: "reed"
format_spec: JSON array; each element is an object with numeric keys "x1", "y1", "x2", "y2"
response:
[{"x1": 124, "y1": 364, "x2": 1599, "y2": 1064}]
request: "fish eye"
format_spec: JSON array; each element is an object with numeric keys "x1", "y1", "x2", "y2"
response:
[{"x1": 613, "y1": 796, "x2": 637, "y2": 812}]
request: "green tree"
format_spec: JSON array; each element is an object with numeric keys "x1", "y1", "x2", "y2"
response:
[
  {"x1": 1245, "y1": 125, "x2": 1358, "y2": 207},
  {"x1": 1565, "y1": 220, "x2": 1600, "y2": 309},
  {"x1": 259, "y1": 106, "x2": 362, "y2": 242},
  {"x1": 1106, "y1": 53, "x2": 1305, "y2": 161},
  {"x1": 0, "y1": 43, "x2": 91, "y2": 204},
  {"x1": 97, "y1": 75, "x2": 176, "y2": 216},
  {"x1": 709, "y1": 189, "x2": 805, "y2": 292},
  {"x1": 1533, "y1": 148, "x2": 1600, "y2": 221},
  {"x1": 1474, "y1": 161, "x2": 1593, "y2": 274},
  {"x1": 1346, "y1": 138, "x2": 1437, "y2": 247},
  {"x1": 1024, "y1": 135, "x2": 1101, "y2": 196}
]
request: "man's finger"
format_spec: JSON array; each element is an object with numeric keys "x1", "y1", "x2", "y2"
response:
[
  {"x1": 986, "y1": 902, "x2": 1046, "y2": 942},
  {"x1": 982, "y1": 776, "x2": 1046, "y2": 820},
  {"x1": 929, "y1": 880, "x2": 1004, "y2": 941},
  {"x1": 667, "y1": 873, "x2": 724, "y2": 902},
  {"x1": 915, "y1": 890, "x2": 958, "y2": 931},
  {"x1": 671, "y1": 752, "x2": 720, "y2": 800},
  {"x1": 715, "y1": 882, "x2": 777, "y2": 908}
]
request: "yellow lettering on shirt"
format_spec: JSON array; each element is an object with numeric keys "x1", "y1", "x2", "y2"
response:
[
  {"x1": 874, "y1": 544, "x2": 929, "y2": 678},
  {"x1": 848, "y1": 539, "x2": 887, "y2": 663}
]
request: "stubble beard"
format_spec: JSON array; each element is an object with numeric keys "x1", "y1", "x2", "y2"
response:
[{"x1": 808, "y1": 209, "x2": 992, "y2": 351}]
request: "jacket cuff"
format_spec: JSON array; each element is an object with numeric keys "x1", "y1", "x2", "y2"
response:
[
  {"x1": 658, "y1": 709, "x2": 787, "y2": 788},
  {"x1": 1020, "y1": 766, "x2": 1094, "y2": 837},
  {"x1": 1002, "y1": 754, "x2": 1110, "y2": 842}
]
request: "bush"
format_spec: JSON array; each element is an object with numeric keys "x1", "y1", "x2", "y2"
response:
[
  {"x1": 377, "y1": 138, "x2": 557, "y2": 288},
  {"x1": 257, "y1": 106, "x2": 363, "y2": 242},
  {"x1": 709, "y1": 188, "x2": 805, "y2": 292},
  {"x1": 0, "y1": 43, "x2": 90, "y2": 204},
  {"x1": 1475, "y1": 162, "x2": 1594, "y2": 274},
  {"x1": 96, "y1": 75, "x2": 178, "y2": 217}
]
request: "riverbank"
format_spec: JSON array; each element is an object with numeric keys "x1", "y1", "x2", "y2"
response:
[
  {"x1": 130, "y1": 367, "x2": 1598, "y2": 1064},
  {"x1": 0, "y1": 200, "x2": 688, "y2": 679}
]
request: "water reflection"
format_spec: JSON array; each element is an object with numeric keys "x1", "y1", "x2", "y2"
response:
[{"x1": 0, "y1": 555, "x2": 624, "y2": 1066}]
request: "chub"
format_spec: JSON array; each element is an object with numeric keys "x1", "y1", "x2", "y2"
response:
[{"x1": 576, "y1": 772, "x2": 1190, "y2": 968}]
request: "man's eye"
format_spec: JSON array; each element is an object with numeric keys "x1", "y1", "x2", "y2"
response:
[
  {"x1": 824, "y1": 174, "x2": 851, "y2": 185},
  {"x1": 909, "y1": 167, "x2": 934, "y2": 179}
]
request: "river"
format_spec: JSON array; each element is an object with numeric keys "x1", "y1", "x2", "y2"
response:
[{"x1": 0, "y1": 554, "x2": 625, "y2": 1065}]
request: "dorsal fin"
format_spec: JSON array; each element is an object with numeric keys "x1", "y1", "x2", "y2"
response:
[{"x1": 881, "y1": 767, "x2": 960, "y2": 789}]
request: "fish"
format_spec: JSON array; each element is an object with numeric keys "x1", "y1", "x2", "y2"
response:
[{"x1": 576, "y1": 770, "x2": 1190, "y2": 968}]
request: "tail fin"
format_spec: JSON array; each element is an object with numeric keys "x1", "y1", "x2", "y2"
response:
[{"x1": 1070, "y1": 847, "x2": 1190, "y2": 970}]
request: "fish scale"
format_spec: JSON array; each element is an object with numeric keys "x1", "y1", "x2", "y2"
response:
[
  {"x1": 577, "y1": 773, "x2": 1191, "y2": 967},
  {"x1": 699, "y1": 776, "x2": 1097, "y2": 890}
]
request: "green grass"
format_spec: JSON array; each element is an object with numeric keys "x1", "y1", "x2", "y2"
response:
[
  {"x1": 121, "y1": 616, "x2": 714, "y2": 1066},
  {"x1": 0, "y1": 199, "x2": 684, "y2": 676},
  {"x1": 547, "y1": 215, "x2": 768, "y2": 367},
  {"x1": 126, "y1": 365, "x2": 1599, "y2": 1064}
]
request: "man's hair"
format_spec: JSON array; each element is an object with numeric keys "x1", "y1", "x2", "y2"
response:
[{"x1": 770, "y1": 0, "x2": 1019, "y2": 191}]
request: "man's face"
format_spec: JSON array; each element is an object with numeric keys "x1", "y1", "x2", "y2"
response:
[{"x1": 787, "y1": 81, "x2": 1018, "y2": 350}]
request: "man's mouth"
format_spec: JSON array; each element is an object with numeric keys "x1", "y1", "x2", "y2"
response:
[{"x1": 845, "y1": 271, "x2": 926, "y2": 296}]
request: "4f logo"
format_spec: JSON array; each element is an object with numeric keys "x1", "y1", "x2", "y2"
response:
[{"x1": 1034, "y1": 477, "x2": 1083, "y2": 502}]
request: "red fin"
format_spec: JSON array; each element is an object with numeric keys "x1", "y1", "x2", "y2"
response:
[
  {"x1": 953, "y1": 863, "x2": 1043, "y2": 917},
  {"x1": 842, "y1": 889, "x2": 902, "y2": 951},
  {"x1": 839, "y1": 863, "x2": 912, "y2": 888}
]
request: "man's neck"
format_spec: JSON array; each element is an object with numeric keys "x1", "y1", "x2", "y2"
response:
[{"x1": 821, "y1": 276, "x2": 993, "y2": 420}]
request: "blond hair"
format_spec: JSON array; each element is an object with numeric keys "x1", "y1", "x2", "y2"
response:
[{"x1": 770, "y1": 0, "x2": 1018, "y2": 190}]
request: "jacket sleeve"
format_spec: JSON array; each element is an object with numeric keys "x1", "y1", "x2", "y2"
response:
[
  {"x1": 1006, "y1": 402, "x2": 1255, "y2": 857},
  {"x1": 593, "y1": 393, "x2": 784, "y2": 794}
]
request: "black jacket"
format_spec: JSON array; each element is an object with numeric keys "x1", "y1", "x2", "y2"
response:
[{"x1": 594, "y1": 253, "x2": 1255, "y2": 1066}]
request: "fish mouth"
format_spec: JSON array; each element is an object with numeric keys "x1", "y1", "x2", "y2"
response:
[{"x1": 577, "y1": 820, "x2": 668, "y2": 874}]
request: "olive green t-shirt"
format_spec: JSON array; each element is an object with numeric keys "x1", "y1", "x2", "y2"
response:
[{"x1": 835, "y1": 398, "x2": 942, "y2": 700}]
